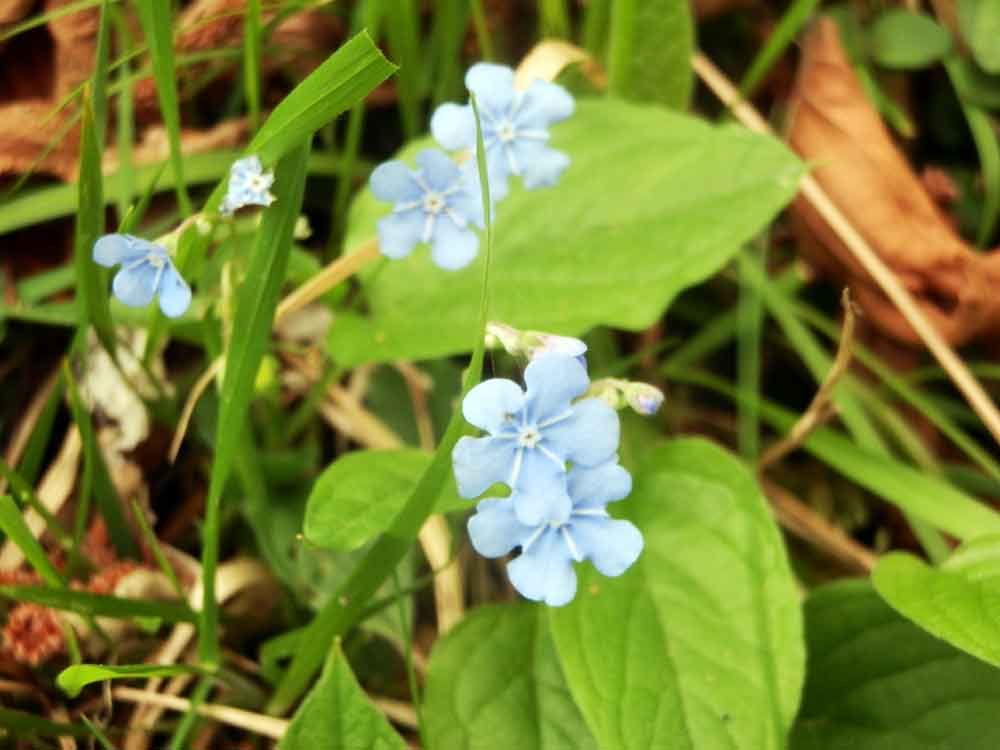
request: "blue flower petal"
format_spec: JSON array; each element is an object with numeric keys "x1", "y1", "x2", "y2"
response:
[
  {"x1": 431, "y1": 218, "x2": 479, "y2": 270},
  {"x1": 511, "y1": 464, "x2": 572, "y2": 526},
  {"x1": 452, "y1": 435, "x2": 518, "y2": 498},
  {"x1": 465, "y1": 63, "x2": 516, "y2": 117},
  {"x1": 511, "y1": 140, "x2": 570, "y2": 190},
  {"x1": 431, "y1": 103, "x2": 476, "y2": 150},
  {"x1": 93, "y1": 234, "x2": 154, "y2": 268},
  {"x1": 462, "y1": 378, "x2": 525, "y2": 433},
  {"x1": 515, "y1": 80, "x2": 575, "y2": 128},
  {"x1": 572, "y1": 516, "x2": 643, "y2": 577},
  {"x1": 467, "y1": 498, "x2": 532, "y2": 558},
  {"x1": 447, "y1": 175, "x2": 486, "y2": 229},
  {"x1": 157, "y1": 263, "x2": 192, "y2": 318},
  {"x1": 416, "y1": 149, "x2": 461, "y2": 193},
  {"x1": 370, "y1": 160, "x2": 422, "y2": 203},
  {"x1": 377, "y1": 209, "x2": 424, "y2": 260},
  {"x1": 545, "y1": 398, "x2": 620, "y2": 467},
  {"x1": 568, "y1": 461, "x2": 632, "y2": 509},
  {"x1": 507, "y1": 528, "x2": 577, "y2": 606},
  {"x1": 111, "y1": 262, "x2": 158, "y2": 308},
  {"x1": 523, "y1": 354, "x2": 590, "y2": 423},
  {"x1": 462, "y1": 154, "x2": 510, "y2": 204}
]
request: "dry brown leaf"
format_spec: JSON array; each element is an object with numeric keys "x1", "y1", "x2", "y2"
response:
[
  {"x1": 786, "y1": 18, "x2": 1000, "y2": 345},
  {"x1": 0, "y1": 0, "x2": 35, "y2": 26},
  {"x1": 44, "y1": 0, "x2": 99, "y2": 98},
  {"x1": 0, "y1": 100, "x2": 79, "y2": 180}
]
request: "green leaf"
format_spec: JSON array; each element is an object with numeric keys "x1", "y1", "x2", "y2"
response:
[
  {"x1": 73, "y1": 93, "x2": 115, "y2": 356},
  {"x1": 873, "y1": 537, "x2": 1000, "y2": 668},
  {"x1": 0, "y1": 496, "x2": 64, "y2": 587},
  {"x1": 248, "y1": 32, "x2": 396, "y2": 166},
  {"x1": 304, "y1": 449, "x2": 467, "y2": 551},
  {"x1": 199, "y1": 141, "x2": 312, "y2": 666},
  {"x1": 959, "y1": 0, "x2": 1000, "y2": 73},
  {"x1": 424, "y1": 604, "x2": 598, "y2": 750},
  {"x1": 791, "y1": 580, "x2": 1000, "y2": 749},
  {"x1": 57, "y1": 663, "x2": 202, "y2": 699},
  {"x1": 607, "y1": 0, "x2": 694, "y2": 108},
  {"x1": 549, "y1": 438, "x2": 804, "y2": 750},
  {"x1": 0, "y1": 585, "x2": 197, "y2": 624},
  {"x1": 279, "y1": 641, "x2": 406, "y2": 750},
  {"x1": 0, "y1": 706, "x2": 87, "y2": 740},
  {"x1": 869, "y1": 10, "x2": 952, "y2": 70},
  {"x1": 333, "y1": 99, "x2": 802, "y2": 366},
  {"x1": 134, "y1": 0, "x2": 191, "y2": 213}
]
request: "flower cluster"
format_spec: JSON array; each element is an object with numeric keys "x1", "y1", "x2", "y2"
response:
[
  {"x1": 370, "y1": 62, "x2": 575, "y2": 271},
  {"x1": 452, "y1": 353, "x2": 643, "y2": 606}
]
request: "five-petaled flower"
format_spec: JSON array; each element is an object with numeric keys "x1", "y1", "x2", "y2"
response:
[
  {"x1": 452, "y1": 354, "x2": 619, "y2": 525},
  {"x1": 93, "y1": 234, "x2": 192, "y2": 318},
  {"x1": 431, "y1": 62, "x2": 574, "y2": 200},
  {"x1": 468, "y1": 460, "x2": 643, "y2": 607},
  {"x1": 221, "y1": 155, "x2": 276, "y2": 215},
  {"x1": 370, "y1": 149, "x2": 486, "y2": 270}
]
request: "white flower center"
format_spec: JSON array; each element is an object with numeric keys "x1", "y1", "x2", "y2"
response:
[
  {"x1": 249, "y1": 174, "x2": 269, "y2": 192},
  {"x1": 146, "y1": 253, "x2": 165, "y2": 269},
  {"x1": 423, "y1": 192, "x2": 446, "y2": 214},
  {"x1": 517, "y1": 426, "x2": 541, "y2": 448},
  {"x1": 497, "y1": 120, "x2": 517, "y2": 143}
]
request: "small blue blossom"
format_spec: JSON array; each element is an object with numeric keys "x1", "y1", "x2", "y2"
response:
[
  {"x1": 220, "y1": 155, "x2": 275, "y2": 215},
  {"x1": 93, "y1": 234, "x2": 192, "y2": 318},
  {"x1": 370, "y1": 149, "x2": 486, "y2": 270},
  {"x1": 431, "y1": 62, "x2": 574, "y2": 200},
  {"x1": 468, "y1": 461, "x2": 643, "y2": 607},
  {"x1": 452, "y1": 354, "x2": 619, "y2": 525}
]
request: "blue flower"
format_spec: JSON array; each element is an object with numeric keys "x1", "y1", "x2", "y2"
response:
[
  {"x1": 452, "y1": 354, "x2": 619, "y2": 525},
  {"x1": 468, "y1": 461, "x2": 643, "y2": 607},
  {"x1": 431, "y1": 62, "x2": 574, "y2": 200},
  {"x1": 93, "y1": 234, "x2": 191, "y2": 318},
  {"x1": 370, "y1": 149, "x2": 486, "y2": 270},
  {"x1": 220, "y1": 155, "x2": 275, "y2": 215}
]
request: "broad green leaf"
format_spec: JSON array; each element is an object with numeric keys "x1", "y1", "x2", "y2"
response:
[
  {"x1": 791, "y1": 580, "x2": 1000, "y2": 749},
  {"x1": 959, "y1": 0, "x2": 1000, "y2": 73},
  {"x1": 57, "y1": 663, "x2": 201, "y2": 699},
  {"x1": 549, "y1": 438, "x2": 804, "y2": 750},
  {"x1": 0, "y1": 584, "x2": 197, "y2": 623},
  {"x1": 199, "y1": 141, "x2": 312, "y2": 665},
  {"x1": 304, "y1": 449, "x2": 468, "y2": 551},
  {"x1": 424, "y1": 604, "x2": 598, "y2": 750},
  {"x1": 279, "y1": 642, "x2": 406, "y2": 750},
  {"x1": 333, "y1": 99, "x2": 802, "y2": 366},
  {"x1": 134, "y1": 0, "x2": 191, "y2": 213},
  {"x1": 73, "y1": 94, "x2": 115, "y2": 357},
  {"x1": 873, "y1": 536, "x2": 1000, "y2": 668},
  {"x1": 869, "y1": 10, "x2": 952, "y2": 70},
  {"x1": 607, "y1": 0, "x2": 694, "y2": 108},
  {"x1": 248, "y1": 32, "x2": 396, "y2": 166}
]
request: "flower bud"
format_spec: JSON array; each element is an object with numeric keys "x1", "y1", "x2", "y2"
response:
[{"x1": 624, "y1": 383, "x2": 664, "y2": 416}]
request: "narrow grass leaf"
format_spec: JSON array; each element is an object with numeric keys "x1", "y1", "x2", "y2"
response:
[
  {"x1": 0, "y1": 707, "x2": 88, "y2": 740},
  {"x1": 383, "y1": 0, "x2": 423, "y2": 139},
  {"x1": 267, "y1": 95, "x2": 495, "y2": 715},
  {"x1": 57, "y1": 663, "x2": 202, "y2": 698},
  {"x1": 243, "y1": 0, "x2": 262, "y2": 130},
  {"x1": 92, "y1": 0, "x2": 111, "y2": 146},
  {"x1": 0, "y1": 584, "x2": 197, "y2": 623},
  {"x1": 73, "y1": 93, "x2": 116, "y2": 357},
  {"x1": 0, "y1": 496, "x2": 64, "y2": 587},
  {"x1": 134, "y1": 1, "x2": 191, "y2": 213},
  {"x1": 199, "y1": 141, "x2": 312, "y2": 666}
]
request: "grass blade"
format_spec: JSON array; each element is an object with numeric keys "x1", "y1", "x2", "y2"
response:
[
  {"x1": 267, "y1": 91, "x2": 496, "y2": 717},
  {"x1": 0, "y1": 585, "x2": 197, "y2": 622},
  {"x1": 383, "y1": 0, "x2": 423, "y2": 139},
  {"x1": 243, "y1": 0, "x2": 262, "y2": 130},
  {"x1": 134, "y1": 0, "x2": 192, "y2": 214},
  {"x1": 0, "y1": 707, "x2": 87, "y2": 740},
  {"x1": 198, "y1": 141, "x2": 313, "y2": 667},
  {"x1": 0, "y1": 496, "x2": 64, "y2": 587}
]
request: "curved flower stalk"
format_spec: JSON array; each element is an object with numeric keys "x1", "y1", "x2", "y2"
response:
[
  {"x1": 93, "y1": 234, "x2": 192, "y2": 318},
  {"x1": 370, "y1": 149, "x2": 486, "y2": 270},
  {"x1": 485, "y1": 322, "x2": 586, "y2": 363},
  {"x1": 431, "y1": 62, "x2": 575, "y2": 200},
  {"x1": 468, "y1": 461, "x2": 643, "y2": 607},
  {"x1": 220, "y1": 155, "x2": 276, "y2": 215},
  {"x1": 452, "y1": 353, "x2": 619, "y2": 525}
]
